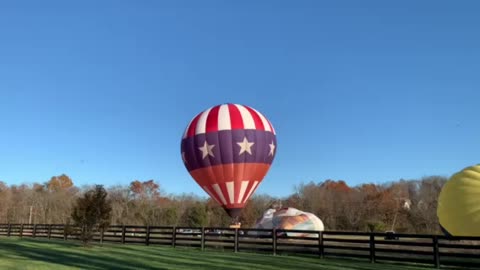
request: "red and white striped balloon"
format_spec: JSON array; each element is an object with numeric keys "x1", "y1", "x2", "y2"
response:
[{"x1": 181, "y1": 103, "x2": 277, "y2": 219}]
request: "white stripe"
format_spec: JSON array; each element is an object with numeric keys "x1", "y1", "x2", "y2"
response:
[
  {"x1": 269, "y1": 121, "x2": 276, "y2": 134},
  {"x1": 203, "y1": 186, "x2": 220, "y2": 204},
  {"x1": 212, "y1": 184, "x2": 227, "y2": 205},
  {"x1": 218, "y1": 104, "x2": 231, "y2": 131},
  {"x1": 238, "y1": 181, "x2": 249, "y2": 203},
  {"x1": 226, "y1": 181, "x2": 234, "y2": 204},
  {"x1": 235, "y1": 104, "x2": 256, "y2": 129},
  {"x1": 251, "y1": 107, "x2": 272, "y2": 133},
  {"x1": 243, "y1": 181, "x2": 259, "y2": 203},
  {"x1": 195, "y1": 107, "x2": 212, "y2": 135}
]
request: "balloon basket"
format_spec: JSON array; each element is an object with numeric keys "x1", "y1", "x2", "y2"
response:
[{"x1": 229, "y1": 222, "x2": 241, "y2": 229}]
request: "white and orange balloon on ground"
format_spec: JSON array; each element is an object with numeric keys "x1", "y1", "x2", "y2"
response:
[
  {"x1": 180, "y1": 103, "x2": 277, "y2": 219},
  {"x1": 437, "y1": 164, "x2": 480, "y2": 236},
  {"x1": 254, "y1": 207, "x2": 324, "y2": 237}
]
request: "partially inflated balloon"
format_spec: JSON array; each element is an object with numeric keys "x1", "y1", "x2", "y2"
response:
[
  {"x1": 437, "y1": 164, "x2": 480, "y2": 236},
  {"x1": 254, "y1": 207, "x2": 324, "y2": 237},
  {"x1": 180, "y1": 103, "x2": 277, "y2": 219}
]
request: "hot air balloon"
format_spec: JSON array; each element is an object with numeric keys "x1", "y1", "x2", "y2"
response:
[
  {"x1": 180, "y1": 103, "x2": 277, "y2": 223},
  {"x1": 437, "y1": 164, "x2": 480, "y2": 237},
  {"x1": 254, "y1": 207, "x2": 324, "y2": 237}
]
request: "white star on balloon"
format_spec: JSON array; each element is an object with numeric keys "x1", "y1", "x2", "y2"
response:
[
  {"x1": 237, "y1": 137, "x2": 254, "y2": 155},
  {"x1": 269, "y1": 141, "x2": 275, "y2": 156},
  {"x1": 198, "y1": 141, "x2": 215, "y2": 159}
]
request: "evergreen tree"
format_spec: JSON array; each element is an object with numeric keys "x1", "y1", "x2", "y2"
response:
[{"x1": 71, "y1": 185, "x2": 112, "y2": 246}]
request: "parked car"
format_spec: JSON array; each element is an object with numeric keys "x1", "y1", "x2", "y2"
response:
[
  {"x1": 178, "y1": 229, "x2": 201, "y2": 237},
  {"x1": 384, "y1": 230, "x2": 399, "y2": 240},
  {"x1": 205, "y1": 229, "x2": 222, "y2": 237}
]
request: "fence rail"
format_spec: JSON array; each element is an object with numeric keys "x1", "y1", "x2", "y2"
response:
[{"x1": 0, "y1": 224, "x2": 479, "y2": 269}]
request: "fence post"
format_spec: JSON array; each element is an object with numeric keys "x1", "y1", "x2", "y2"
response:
[
  {"x1": 48, "y1": 224, "x2": 52, "y2": 239},
  {"x1": 318, "y1": 231, "x2": 324, "y2": 258},
  {"x1": 20, "y1": 224, "x2": 24, "y2": 238},
  {"x1": 433, "y1": 235, "x2": 440, "y2": 269},
  {"x1": 369, "y1": 233, "x2": 375, "y2": 263},
  {"x1": 63, "y1": 224, "x2": 67, "y2": 241},
  {"x1": 234, "y1": 228, "x2": 239, "y2": 253},
  {"x1": 201, "y1": 227, "x2": 205, "y2": 251},
  {"x1": 81, "y1": 224, "x2": 85, "y2": 241},
  {"x1": 32, "y1": 224, "x2": 37, "y2": 238},
  {"x1": 100, "y1": 227, "x2": 105, "y2": 245},
  {"x1": 272, "y1": 229, "x2": 277, "y2": 256},
  {"x1": 7, "y1": 224, "x2": 11, "y2": 237},
  {"x1": 121, "y1": 225, "x2": 126, "y2": 244},
  {"x1": 172, "y1": 227, "x2": 176, "y2": 248},
  {"x1": 146, "y1": 226, "x2": 151, "y2": 246}
]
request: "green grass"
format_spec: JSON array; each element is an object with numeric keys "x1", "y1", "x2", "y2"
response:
[{"x1": 0, "y1": 237, "x2": 455, "y2": 270}]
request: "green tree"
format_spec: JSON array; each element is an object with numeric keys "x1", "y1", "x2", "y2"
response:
[
  {"x1": 205, "y1": 199, "x2": 230, "y2": 227},
  {"x1": 367, "y1": 220, "x2": 386, "y2": 232},
  {"x1": 71, "y1": 185, "x2": 112, "y2": 246},
  {"x1": 181, "y1": 202, "x2": 208, "y2": 227},
  {"x1": 159, "y1": 207, "x2": 178, "y2": 226}
]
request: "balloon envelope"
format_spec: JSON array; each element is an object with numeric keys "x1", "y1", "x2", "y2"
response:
[
  {"x1": 254, "y1": 207, "x2": 324, "y2": 237},
  {"x1": 437, "y1": 164, "x2": 480, "y2": 237},
  {"x1": 180, "y1": 103, "x2": 277, "y2": 218}
]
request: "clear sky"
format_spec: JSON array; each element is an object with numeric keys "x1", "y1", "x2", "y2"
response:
[{"x1": 0, "y1": 1, "x2": 479, "y2": 198}]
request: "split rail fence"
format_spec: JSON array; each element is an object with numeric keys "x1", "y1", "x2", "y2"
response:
[{"x1": 0, "y1": 224, "x2": 479, "y2": 269}]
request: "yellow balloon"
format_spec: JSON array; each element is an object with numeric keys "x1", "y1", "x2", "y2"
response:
[{"x1": 437, "y1": 164, "x2": 480, "y2": 236}]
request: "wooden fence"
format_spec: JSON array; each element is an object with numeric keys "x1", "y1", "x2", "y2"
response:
[{"x1": 0, "y1": 224, "x2": 479, "y2": 269}]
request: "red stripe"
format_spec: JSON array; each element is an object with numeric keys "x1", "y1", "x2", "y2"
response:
[
  {"x1": 244, "y1": 106, "x2": 265, "y2": 130},
  {"x1": 205, "y1": 105, "x2": 220, "y2": 133},
  {"x1": 187, "y1": 113, "x2": 202, "y2": 137},
  {"x1": 228, "y1": 104, "x2": 244, "y2": 129}
]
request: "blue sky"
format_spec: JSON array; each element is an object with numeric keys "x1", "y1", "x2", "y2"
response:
[{"x1": 0, "y1": 1, "x2": 479, "y2": 198}]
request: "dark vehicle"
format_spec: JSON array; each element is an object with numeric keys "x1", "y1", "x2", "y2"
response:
[
  {"x1": 205, "y1": 229, "x2": 222, "y2": 237},
  {"x1": 384, "y1": 230, "x2": 399, "y2": 240}
]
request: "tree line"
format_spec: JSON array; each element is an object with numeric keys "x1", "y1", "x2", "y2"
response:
[{"x1": 0, "y1": 174, "x2": 447, "y2": 234}]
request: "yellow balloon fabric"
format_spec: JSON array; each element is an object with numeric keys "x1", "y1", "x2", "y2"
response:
[{"x1": 437, "y1": 164, "x2": 480, "y2": 236}]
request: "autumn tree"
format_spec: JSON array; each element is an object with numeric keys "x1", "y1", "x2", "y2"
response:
[
  {"x1": 8, "y1": 184, "x2": 31, "y2": 224},
  {"x1": 0, "y1": 173, "x2": 449, "y2": 234},
  {"x1": 107, "y1": 185, "x2": 131, "y2": 225},
  {"x1": 71, "y1": 185, "x2": 112, "y2": 246},
  {"x1": 47, "y1": 174, "x2": 74, "y2": 192},
  {"x1": 0, "y1": 181, "x2": 13, "y2": 222},
  {"x1": 23, "y1": 174, "x2": 79, "y2": 224},
  {"x1": 129, "y1": 180, "x2": 163, "y2": 225},
  {"x1": 407, "y1": 176, "x2": 447, "y2": 234}
]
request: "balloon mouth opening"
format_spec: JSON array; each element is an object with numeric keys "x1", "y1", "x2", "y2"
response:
[{"x1": 225, "y1": 208, "x2": 243, "y2": 219}]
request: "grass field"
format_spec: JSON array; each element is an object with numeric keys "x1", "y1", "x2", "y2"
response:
[{"x1": 0, "y1": 237, "x2": 453, "y2": 270}]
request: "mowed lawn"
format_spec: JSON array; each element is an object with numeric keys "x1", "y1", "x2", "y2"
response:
[{"x1": 0, "y1": 237, "x2": 439, "y2": 270}]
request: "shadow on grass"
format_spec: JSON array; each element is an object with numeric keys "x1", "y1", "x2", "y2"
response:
[
  {"x1": 0, "y1": 240, "x2": 148, "y2": 270},
  {"x1": 0, "y1": 238, "x2": 449, "y2": 270},
  {"x1": 0, "y1": 238, "x2": 224, "y2": 270},
  {"x1": 116, "y1": 243, "x2": 435, "y2": 270}
]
